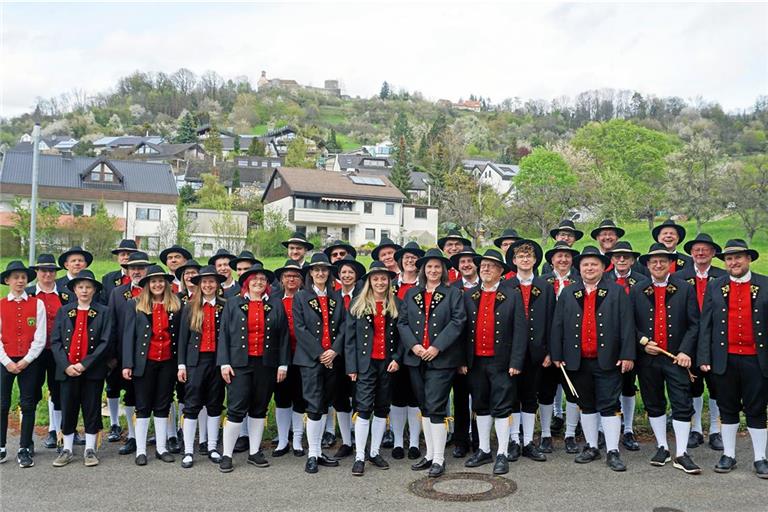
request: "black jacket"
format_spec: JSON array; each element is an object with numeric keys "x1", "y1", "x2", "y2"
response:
[
  {"x1": 101, "y1": 269, "x2": 126, "y2": 305},
  {"x1": 671, "y1": 253, "x2": 693, "y2": 273},
  {"x1": 540, "y1": 270, "x2": 583, "y2": 298},
  {"x1": 676, "y1": 265, "x2": 726, "y2": 292},
  {"x1": 344, "y1": 299, "x2": 402, "y2": 374},
  {"x1": 50, "y1": 302, "x2": 112, "y2": 381},
  {"x1": 178, "y1": 297, "x2": 227, "y2": 367},
  {"x1": 604, "y1": 269, "x2": 650, "y2": 293},
  {"x1": 504, "y1": 277, "x2": 556, "y2": 365},
  {"x1": 122, "y1": 301, "x2": 183, "y2": 377},
  {"x1": 27, "y1": 284, "x2": 72, "y2": 306},
  {"x1": 217, "y1": 295, "x2": 290, "y2": 369},
  {"x1": 107, "y1": 284, "x2": 139, "y2": 362},
  {"x1": 55, "y1": 276, "x2": 78, "y2": 304},
  {"x1": 292, "y1": 288, "x2": 345, "y2": 367}
]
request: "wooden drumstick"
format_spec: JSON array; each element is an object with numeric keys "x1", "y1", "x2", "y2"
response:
[
  {"x1": 639, "y1": 336, "x2": 697, "y2": 382},
  {"x1": 559, "y1": 363, "x2": 579, "y2": 399}
]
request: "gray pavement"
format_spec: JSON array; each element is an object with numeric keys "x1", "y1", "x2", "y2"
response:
[{"x1": 1, "y1": 433, "x2": 766, "y2": 511}]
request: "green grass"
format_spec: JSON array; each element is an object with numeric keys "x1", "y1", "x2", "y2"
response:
[
  {"x1": 250, "y1": 124, "x2": 268, "y2": 136},
  {"x1": 336, "y1": 133, "x2": 361, "y2": 151},
  {"x1": 319, "y1": 106, "x2": 347, "y2": 126}
]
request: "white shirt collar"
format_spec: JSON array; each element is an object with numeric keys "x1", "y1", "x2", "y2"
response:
[
  {"x1": 66, "y1": 272, "x2": 77, "y2": 281},
  {"x1": 312, "y1": 285, "x2": 327, "y2": 297},
  {"x1": 517, "y1": 273, "x2": 534, "y2": 286},
  {"x1": 730, "y1": 271, "x2": 752, "y2": 284},
  {"x1": 77, "y1": 303, "x2": 91, "y2": 311},
  {"x1": 462, "y1": 277, "x2": 479, "y2": 288},
  {"x1": 222, "y1": 280, "x2": 236, "y2": 289},
  {"x1": 7, "y1": 291, "x2": 29, "y2": 301},
  {"x1": 203, "y1": 297, "x2": 217, "y2": 306},
  {"x1": 481, "y1": 281, "x2": 500, "y2": 292},
  {"x1": 342, "y1": 288, "x2": 355, "y2": 298},
  {"x1": 554, "y1": 269, "x2": 572, "y2": 281},
  {"x1": 695, "y1": 265, "x2": 712, "y2": 279},
  {"x1": 35, "y1": 283, "x2": 59, "y2": 294},
  {"x1": 652, "y1": 276, "x2": 670, "y2": 287},
  {"x1": 244, "y1": 293, "x2": 269, "y2": 301},
  {"x1": 614, "y1": 268, "x2": 631, "y2": 279}
]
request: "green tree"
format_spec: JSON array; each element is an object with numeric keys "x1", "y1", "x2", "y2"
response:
[
  {"x1": 720, "y1": 155, "x2": 768, "y2": 243},
  {"x1": 178, "y1": 184, "x2": 197, "y2": 205},
  {"x1": 175, "y1": 198, "x2": 194, "y2": 248},
  {"x1": 72, "y1": 140, "x2": 95, "y2": 157},
  {"x1": 379, "y1": 81, "x2": 390, "y2": 100},
  {"x1": 285, "y1": 137, "x2": 314, "y2": 167},
  {"x1": 203, "y1": 121, "x2": 223, "y2": 161},
  {"x1": 175, "y1": 112, "x2": 198, "y2": 143},
  {"x1": 11, "y1": 197, "x2": 60, "y2": 257},
  {"x1": 326, "y1": 129, "x2": 340, "y2": 153},
  {"x1": 389, "y1": 112, "x2": 413, "y2": 195},
  {"x1": 247, "y1": 137, "x2": 266, "y2": 157},
  {"x1": 196, "y1": 173, "x2": 230, "y2": 209},
  {"x1": 250, "y1": 208, "x2": 292, "y2": 257},
  {"x1": 437, "y1": 167, "x2": 504, "y2": 245},
  {"x1": 232, "y1": 167, "x2": 241, "y2": 190},
  {"x1": 233, "y1": 134, "x2": 241, "y2": 155}
]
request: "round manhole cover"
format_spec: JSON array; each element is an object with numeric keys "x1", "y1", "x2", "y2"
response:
[{"x1": 408, "y1": 472, "x2": 517, "y2": 502}]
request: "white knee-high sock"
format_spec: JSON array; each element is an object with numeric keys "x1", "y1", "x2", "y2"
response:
[
  {"x1": 124, "y1": 406, "x2": 136, "y2": 439},
  {"x1": 154, "y1": 417, "x2": 169, "y2": 453},
  {"x1": 275, "y1": 407, "x2": 292, "y2": 450},
  {"x1": 407, "y1": 407, "x2": 421, "y2": 448},
  {"x1": 369, "y1": 417, "x2": 387, "y2": 457},
  {"x1": 649, "y1": 414, "x2": 668, "y2": 449},
  {"x1": 476, "y1": 415, "x2": 493, "y2": 453},
  {"x1": 240, "y1": 420, "x2": 249, "y2": 437},
  {"x1": 581, "y1": 413, "x2": 599, "y2": 449},
  {"x1": 390, "y1": 406, "x2": 406, "y2": 448},
  {"x1": 222, "y1": 420, "x2": 241, "y2": 457},
  {"x1": 108, "y1": 397, "x2": 120, "y2": 427},
  {"x1": 63, "y1": 433, "x2": 74, "y2": 453},
  {"x1": 198, "y1": 407, "x2": 208, "y2": 443},
  {"x1": 495, "y1": 417, "x2": 510, "y2": 456},
  {"x1": 522, "y1": 412, "x2": 536, "y2": 445},
  {"x1": 510, "y1": 412, "x2": 521, "y2": 444},
  {"x1": 85, "y1": 433, "x2": 97, "y2": 451},
  {"x1": 135, "y1": 417, "x2": 150, "y2": 456},
  {"x1": 621, "y1": 396, "x2": 635, "y2": 433},
  {"x1": 337, "y1": 411, "x2": 352, "y2": 446},
  {"x1": 325, "y1": 408, "x2": 336, "y2": 435},
  {"x1": 539, "y1": 403, "x2": 554, "y2": 438},
  {"x1": 691, "y1": 396, "x2": 704, "y2": 433},
  {"x1": 306, "y1": 419, "x2": 323, "y2": 458},
  {"x1": 431, "y1": 422, "x2": 448, "y2": 466},
  {"x1": 47, "y1": 400, "x2": 56, "y2": 431},
  {"x1": 721, "y1": 423, "x2": 738, "y2": 458},
  {"x1": 167, "y1": 405, "x2": 177, "y2": 438},
  {"x1": 709, "y1": 399, "x2": 721, "y2": 434},
  {"x1": 602, "y1": 415, "x2": 621, "y2": 452},
  {"x1": 421, "y1": 417, "x2": 434, "y2": 460},
  {"x1": 673, "y1": 420, "x2": 691, "y2": 457},
  {"x1": 207, "y1": 415, "x2": 220, "y2": 451},
  {"x1": 247, "y1": 417, "x2": 266, "y2": 455},
  {"x1": 565, "y1": 401, "x2": 579, "y2": 437},
  {"x1": 354, "y1": 417, "x2": 370, "y2": 461},
  {"x1": 554, "y1": 386, "x2": 564, "y2": 417},
  {"x1": 291, "y1": 411, "x2": 305, "y2": 450},
  {"x1": 747, "y1": 427, "x2": 767, "y2": 462},
  {"x1": 182, "y1": 418, "x2": 197, "y2": 455}
]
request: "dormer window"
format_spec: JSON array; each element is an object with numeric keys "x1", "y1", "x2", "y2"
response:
[{"x1": 82, "y1": 159, "x2": 122, "y2": 186}]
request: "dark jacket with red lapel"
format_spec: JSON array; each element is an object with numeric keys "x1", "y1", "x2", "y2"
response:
[
  {"x1": 541, "y1": 270, "x2": 583, "y2": 298},
  {"x1": 670, "y1": 252, "x2": 693, "y2": 273},
  {"x1": 550, "y1": 276, "x2": 636, "y2": 371},
  {"x1": 101, "y1": 269, "x2": 127, "y2": 305},
  {"x1": 604, "y1": 270, "x2": 650, "y2": 292},
  {"x1": 397, "y1": 284, "x2": 467, "y2": 369},
  {"x1": 122, "y1": 301, "x2": 183, "y2": 377},
  {"x1": 344, "y1": 297, "x2": 402, "y2": 374},
  {"x1": 697, "y1": 272, "x2": 768, "y2": 377},
  {"x1": 504, "y1": 277, "x2": 556, "y2": 365},
  {"x1": 55, "y1": 276, "x2": 77, "y2": 304},
  {"x1": 292, "y1": 287, "x2": 345, "y2": 367},
  {"x1": 178, "y1": 297, "x2": 227, "y2": 367},
  {"x1": 630, "y1": 275, "x2": 700, "y2": 365},
  {"x1": 50, "y1": 302, "x2": 112, "y2": 381},
  {"x1": 25, "y1": 285, "x2": 71, "y2": 306},
  {"x1": 462, "y1": 283, "x2": 527, "y2": 370},
  {"x1": 217, "y1": 295, "x2": 289, "y2": 369}
]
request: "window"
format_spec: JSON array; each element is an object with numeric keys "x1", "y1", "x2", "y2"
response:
[
  {"x1": 341, "y1": 227, "x2": 350, "y2": 241},
  {"x1": 365, "y1": 228, "x2": 376, "y2": 240},
  {"x1": 261, "y1": 161, "x2": 269, "y2": 168},
  {"x1": 88, "y1": 163, "x2": 114, "y2": 182},
  {"x1": 274, "y1": 177, "x2": 282, "y2": 189},
  {"x1": 144, "y1": 236, "x2": 160, "y2": 252},
  {"x1": 72, "y1": 203, "x2": 85, "y2": 217},
  {"x1": 295, "y1": 196, "x2": 352, "y2": 211},
  {"x1": 414, "y1": 207, "x2": 427, "y2": 219},
  {"x1": 271, "y1": 161, "x2": 281, "y2": 167},
  {"x1": 363, "y1": 201, "x2": 373, "y2": 214},
  {"x1": 385, "y1": 202, "x2": 395, "y2": 215},
  {"x1": 187, "y1": 211, "x2": 198, "y2": 220},
  {"x1": 316, "y1": 226, "x2": 328, "y2": 238},
  {"x1": 136, "y1": 207, "x2": 161, "y2": 221},
  {"x1": 42, "y1": 201, "x2": 85, "y2": 217},
  {"x1": 381, "y1": 230, "x2": 390, "y2": 240},
  {"x1": 296, "y1": 225, "x2": 307, "y2": 236},
  {"x1": 202, "y1": 243, "x2": 214, "y2": 251},
  {"x1": 238, "y1": 160, "x2": 248, "y2": 167}
]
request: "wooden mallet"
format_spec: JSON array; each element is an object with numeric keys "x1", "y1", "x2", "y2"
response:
[{"x1": 639, "y1": 336, "x2": 697, "y2": 382}]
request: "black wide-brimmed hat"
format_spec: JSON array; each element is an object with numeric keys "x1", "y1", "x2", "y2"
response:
[
  {"x1": 30, "y1": 253, "x2": 62, "y2": 272},
  {"x1": 282, "y1": 232, "x2": 314, "y2": 251},
  {"x1": 605, "y1": 241, "x2": 641, "y2": 259},
  {"x1": 190, "y1": 265, "x2": 227, "y2": 285},
  {"x1": 306, "y1": 252, "x2": 335, "y2": 270},
  {"x1": 1, "y1": 260, "x2": 36, "y2": 284},
  {"x1": 274, "y1": 259, "x2": 306, "y2": 282},
  {"x1": 573, "y1": 246, "x2": 611, "y2": 268},
  {"x1": 473, "y1": 249, "x2": 510, "y2": 274},
  {"x1": 438, "y1": 229, "x2": 472, "y2": 250},
  {"x1": 333, "y1": 254, "x2": 366, "y2": 280},
  {"x1": 111, "y1": 239, "x2": 139, "y2": 255},
  {"x1": 174, "y1": 259, "x2": 202, "y2": 280},
  {"x1": 639, "y1": 243, "x2": 677, "y2": 267},
  {"x1": 505, "y1": 239, "x2": 543, "y2": 272},
  {"x1": 544, "y1": 242, "x2": 580, "y2": 264},
  {"x1": 324, "y1": 240, "x2": 357, "y2": 259},
  {"x1": 449, "y1": 246, "x2": 477, "y2": 270},
  {"x1": 550, "y1": 220, "x2": 584, "y2": 241},
  {"x1": 416, "y1": 248, "x2": 452, "y2": 269},
  {"x1": 229, "y1": 250, "x2": 262, "y2": 270},
  {"x1": 58, "y1": 246, "x2": 94, "y2": 268},
  {"x1": 238, "y1": 263, "x2": 276, "y2": 286},
  {"x1": 590, "y1": 219, "x2": 625, "y2": 240},
  {"x1": 363, "y1": 260, "x2": 398, "y2": 281},
  {"x1": 120, "y1": 251, "x2": 153, "y2": 268},
  {"x1": 371, "y1": 237, "x2": 403, "y2": 261},
  {"x1": 394, "y1": 241, "x2": 425, "y2": 262},
  {"x1": 159, "y1": 244, "x2": 193, "y2": 265},
  {"x1": 66, "y1": 269, "x2": 103, "y2": 293},
  {"x1": 138, "y1": 265, "x2": 175, "y2": 288},
  {"x1": 652, "y1": 219, "x2": 686, "y2": 244},
  {"x1": 493, "y1": 228, "x2": 522, "y2": 248},
  {"x1": 716, "y1": 239, "x2": 759, "y2": 261},
  {"x1": 208, "y1": 248, "x2": 234, "y2": 266},
  {"x1": 683, "y1": 233, "x2": 722, "y2": 255}
]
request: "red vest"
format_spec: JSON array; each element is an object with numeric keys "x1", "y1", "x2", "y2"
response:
[
  {"x1": 474, "y1": 291, "x2": 496, "y2": 357},
  {"x1": 553, "y1": 278, "x2": 572, "y2": 297},
  {"x1": 694, "y1": 276, "x2": 708, "y2": 311},
  {"x1": 615, "y1": 276, "x2": 630, "y2": 295},
  {"x1": 1, "y1": 297, "x2": 39, "y2": 358},
  {"x1": 36, "y1": 290, "x2": 62, "y2": 347},
  {"x1": 247, "y1": 299, "x2": 265, "y2": 356},
  {"x1": 421, "y1": 291, "x2": 433, "y2": 348},
  {"x1": 343, "y1": 294, "x2": 352, "y2": 311},
  {"x1": 727, "y1": 281, "x2": 756, "y2": 355},
  {"x1": 372, "y1": 301, "x2": 386, "y2": 360},
  {"x1": 147, "y1": 304, "x2": 172, "y2": 362},
  {"x1": 397, "y1": 282, "x2": 416, "y2": 300},
  {"x1": 68, "y1": 309, "x2": 89, "y2": 364},
  {"x1": 282, "y1": 296, "x2": 297, "y2": 353},
  {"x1": 580, "y1": 290, "x2": 598, "y2": 359},
  {"x1": 448, "y1": 268, "x2": 460, "y2": 284},
  {"x1": 519, "y1": 284, "x2": 532, "y2": 319},
  {"x1": 653, "y1": 286, "x2": 668, "y2": 351},
  {"x1": 200, "y1": 303, "x2": 217, "y2": 353},
  {"x1": 318, "y1": 296, "x2": 332, "y2": 350}
]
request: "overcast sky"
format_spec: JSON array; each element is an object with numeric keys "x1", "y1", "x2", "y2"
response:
[{"x1": 2, "y1": 1, "x2": 766, "y2": 117}]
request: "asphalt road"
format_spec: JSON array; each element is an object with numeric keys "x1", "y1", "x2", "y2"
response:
[{"x1": 1, "y1": 432, "x2": 766, "y2": 511}]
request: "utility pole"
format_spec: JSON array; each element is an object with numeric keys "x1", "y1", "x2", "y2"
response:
[{"x1": 28, "y1": 123, "x2": 41, "y2": 265}]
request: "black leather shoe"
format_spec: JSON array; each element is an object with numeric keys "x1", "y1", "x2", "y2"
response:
[
  {"x1": 709, "y1": 433, "x2": 724, "y2": 451},
  {"x1": 575, "y1": 446, "x2": 601, "y2": 464},
  {"x1": 598, "y1": 431, "x2": 606, "y2": 449},
  {"x1": 428, "y1": 462, "x2": 445, "y2": 478},
  {"x1": 688, "y1": 431, "x2": 704, "y2": 449},
  {"x1": 523, "y1": 442, "x2": 547, "y2": 462},
  {"x1": 392, "y1": 446, "x2": 405, "y2": 459},
  {"x1": 293, "y1": 448, "x2": 306, "y2": 457},
  {"x1": 305, "y1": 456, "x2": 319, "y2": 474},
  {"x1": 408, "y1": 446, "x2": 422, "y2": 460},
  {"x1": 673, "y1": 453, "x2": 701, "y2": 474},
  {"x1": 181, "y1": 453, "x2": 194, "y2": 469},
  {"x1": 271, "y1": 435, "x2": 280, "y2": 447},
  {"x1": 107, "y1": 425, "x2": 122, "y2": 443},
  {"x1": 247, "y1": 450, "x2": 270, "y2": 467},
  {"x1": 167, "y1": 437, "x2": 181, "y2": 454},
  {"x1": 650, "y1": 446, "x2": 671, "y2": 466},
  {"x1": 318, "y1": 453, "x2": 339, "y2": 467},
  {"x1": 234, "y1": 436, "x2": 249, "y2": 453},
  {"x1": 411, "y1": 457, "x2": 432, "y2": 471},
  {"x1": 352, "y1": 459, "x2": 365, "y2": 476},
  {"x1": 321, "y1": 432, "x2": 336, "y2": 449},
  {"x1": 464, "y1": 449, "x2": 493, "y2": 468},
  {"x1": 493, "y1": 453, "x2": 509, "y2": 475},
  {"x1": 156, "y1": 450, "x2": 175, "y2": 463},
  {"x1": 452, "y1": 443, "x2": 468, "y2": 458},
  {"x1": 43, "y1": 430, "x2": 57, "y2": 449},
  {"x1": 714, "y1": 455, "x2": 737, "y2": 473},
  {"x1": 135, "y1": 454, "x2": 147, "y2": 466},
  {"x1": 74, "y1": 432, "x2": 85, "y2": 446},
  {"x1": 622, "y1": 432, "x2": 640, "y2": 451},
  {"x1": 219, "y1": 456, "x2": 233, "y2": 473},
  {"x1": 334, "y1": 444, "x2": 353, "y2": 458},
  {"x1": 539, "y1": 436, "x2": 554, "y2": 454},
  {"x1": 199, "y1": 442, "x2": 208, "y2": 456},
  {"x1": 16, "y1": 448, "x2": 34, "y2": 468},
  {"x1": 754, "y1": 459, "x2": 768, "y2": 479},
  {"x1": 507, "y1": 441, "x2": 521, "y2": 462},
  {"x1": 208, "y1": 450, "x2": 222, "y2": 464},
  {"x1": 551, "y1": 416, "x2": 565, "y2": 435},
  {"x1": 119, "y1": 438, "x2": 136, "y2": 455},
  {"x1": 367, "y1": 453, "x2": 390, "y2": 469},
  {"x1": 564, "y1": 436, "x2": 580, "y2": 454},
  {"x1": 606, "y1": 450, "x2": 626, "y2": 472},
  {"x1": 381, "y1": 429, "x2": 395, "y2": 449},
  {"x1": 272, "y1": 445, "x2": 290, "y2": 457}
]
